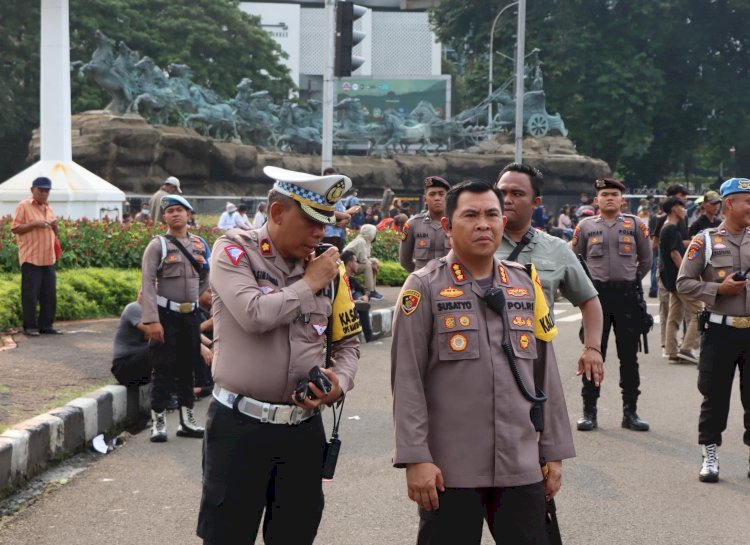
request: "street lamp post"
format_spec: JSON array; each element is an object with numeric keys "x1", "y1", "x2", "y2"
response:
[{"x1": 488, "y1": 1, "x2": 519, "y2": 129}]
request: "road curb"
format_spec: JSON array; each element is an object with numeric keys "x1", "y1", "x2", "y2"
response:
[{"x1": 0, "y1": 383, "x2": 150, "y2": 497}]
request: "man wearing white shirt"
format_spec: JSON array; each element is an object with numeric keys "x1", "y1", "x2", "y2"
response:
[
  {"x1": 218, "y1": 202, "x2": 238, "y2": 230},
  {"x1": 253, "y1": 202, "x2": 267, "y2": 228}
]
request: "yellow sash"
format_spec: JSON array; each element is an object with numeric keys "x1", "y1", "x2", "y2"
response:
[
  {"x1": 331, "y1": 263, "x2": 362, "y2": 341},
  {"x1": 531, "y1": 264, "x2": 558, "y2": 342}
]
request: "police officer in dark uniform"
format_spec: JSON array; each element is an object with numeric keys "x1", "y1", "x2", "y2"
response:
[
  {"x1": 571, "y1": 178, "x2": 652, "y2": 431},
  {"x1": 677, "y1": 177, "x2": 750, "y2": 482},
  {"x1": 399, "y1": 176, "x2": 452, "y2": 272}
]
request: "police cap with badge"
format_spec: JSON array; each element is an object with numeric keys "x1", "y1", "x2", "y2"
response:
[
  {"x1": 423, "y1": 175, "x2": 451, "y2": 191},
  {"x1": 594, "y1": 177, "x2": 626, "y2": 192},
  {"x1": 720, "y1": 177, "x2": 750, "y2": 197},
  {"x1": 263, "y1": 166, "x2": 352, "y2": 224},
  {"x1": 160, "y1": 194, "x2": 193, "y2": 211}
]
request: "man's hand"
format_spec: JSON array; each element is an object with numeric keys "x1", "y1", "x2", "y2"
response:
[
  {"x1": 543, "y1": 460, "x2": 563, "y2": 501},
  {"x1": 143, "y1": 322, "x2": 164, "y2": 343},
  {"x1": 291, "y1": 367, "x2": 343, "y2": 410},
  {"x1": 200, "y1": 344, "x2": 213, "y2": 365},
  {"x1": 717, "y1": 274, "x2": 747, "y2": 296},
  {"x1": 303, "y1": 247, "x2": 340, "y2": 292},
  {"x1": 406, "y1": 463, "x2": 445, "y2": 511},
  {"x1": 577, "y1": 347, "x2": 604, "y2": 387}
]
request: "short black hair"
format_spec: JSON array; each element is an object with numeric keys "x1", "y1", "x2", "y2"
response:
[
  {"x1": 666, "y1": 184, "x2": 688, "y2": 197},
  {"x1": 238, "y1": 204, "x2": 247, "y2": 213},
  {"x1": 445, "y1": 180, "x2": 504, "y2": 225},
  {"x1": 662, "y1": 196, "x2": 684, "y2": 215},
  {"x1": 497, "y1": 162, "x2": 544, "y2": 199},
  {"x1": 340, "y1": 250, "x2": 356, "y2": 264},
  {"x1": 323, "y1": 167, "x2": 337, "y2": 175}
]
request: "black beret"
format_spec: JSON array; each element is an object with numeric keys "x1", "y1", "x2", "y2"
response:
[
  {"x1": 424, "y1": 176, "x2": 451, "y2": 191},
  {"x1": 594, "y1": 177, "x2": 626, "y2": 192}
]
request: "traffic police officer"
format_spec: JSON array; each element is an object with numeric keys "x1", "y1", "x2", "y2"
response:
[
  {"x1": 399, "y1": 175, "x2": 452, "y2": 271},
  {"x1": 571, "y1": 177, "x2": 652, "y2": 431},
  {"x1": 392, "y1": 180, "x2": 574, "y2": 545},
  {"x1": 677, "y1": 177, "x2": 750, "y2": 483},
  {"x1": 141, "y1": 194, "x2": 208, "y2": 442},
  {"x1": 197, "y1": 166, "x2": 361, "y2": 544}
]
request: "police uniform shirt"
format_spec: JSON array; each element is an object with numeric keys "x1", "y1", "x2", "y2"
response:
[
  {"x1": 209, "y1": 225, "x2": 360, "y2": 403},
  {"x1": 495, "y1": 229, "x2": 598, "y2": 310},
  {"x1": 141, "y1": 234, "x2": 208, "y2": 324},
  {"x1": 676, "y1": 222, "x2": 750, "y2": 316},
  {"x1": 399, "y1": 210, "x2": 451, "y2": 272},
  {"x1": 391, "y1": 252, "x2": 575, "y2": 488},
  {"x1": 571, "y1": 214, "x2": 652, "y2": 282}
]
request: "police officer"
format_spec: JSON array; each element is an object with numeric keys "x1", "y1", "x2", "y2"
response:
[
  {"x1": 141, "y1": 194, "x2": 208, "y2": 442},
  {"x1": 392, "y1": 180, "x2": 574, "y2": 545},
  {"x1": 677, "y1": 177, "x2": 750, "y2": 483},
  {"x1": 495, "y1": 163, "x2": 604, "y2": 389},
  {"x1": 399, "y1": 175, "x2": 452, "y2": 272},
  {"x1": 571, "y1": 178, "x2": 652, "y2": 431},
  {"x1": 197, "y1": 166, "x2": 361, "y2": 544}
]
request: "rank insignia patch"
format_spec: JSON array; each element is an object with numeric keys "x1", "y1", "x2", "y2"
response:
[
  {"x1": 507, "y1": 287, "x2": 529, "y2": 298},
  {"x1": 260, "y1": 238, "x2": 273, "y2": 256},
  {"x1": 519, "y1": 333, "x2": 530, "y2": 350},
  {"x1": 439, "y1": 287, "x2": 464, "y2": 298},
  {"x1": 401, "y1": 223, "x2": 410, "y2": 241},
  {"x1": 498, "y1": 264, "x2": 509, "y2": 285},
  {"x1": 512, "y1": 315, "x2": 530, "y2": 327},
  {"x1": 449, "y1": 333, "x2": 468, "y2": 352},
  {"x1": 623, "y1": 220, "x2": 633, "y2": 228},
  {"x1": 451, "y1": 263, "x2": 466, "y2": 282},
  {"x1": 224, "y1": 245, "x2": 246, "y2": 266},
  {"x1": 639, "y1": 222, "x2": 650, "y2": 238},
  {"x1": 443, "y1": 315, "x2": 456, "y2": 329},
  {"x1": 458, "y1": 315, "x2": 471, "y2": 327},
  {"x1": 401, "y1": 289, "x2": 421, "y2": 315},
  {"x1": 572, "y1": 226, "x2": 581, "y2": 245}
]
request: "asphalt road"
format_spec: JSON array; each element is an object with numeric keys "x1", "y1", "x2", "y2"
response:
[{"x1": 1, "y1": 300, "x2": 749, "y2": 544}]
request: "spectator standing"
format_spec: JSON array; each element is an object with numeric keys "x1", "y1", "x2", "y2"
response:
[
  {"x1": 134, "y1": 201, "x2": 151, "y2": 222},
  {"x1": 343, "y1": 224, "x2": 383, "y2": 300},
  {"x1": 381, "y1": 183, "x2": 395, "y2": 211},
  {"x1": 148, "y1": 176, "x2": 181, "y2": 223},
  {"x1": 111, "y1": 291, "x2": 150, "y2": 387},
  {"x1": 11, "y1": 176, "x2": 61, "y2": 336},
  {"x1": 659, "y1": 197, "x2": 700, "y2": 364},
  {"x1": 389, "y1": 197, "x2": 403, "y2": 218},
  {"x1": 688, "y1": 190, "x2": 722, "y2": 237},
  {"x1": 531, "y1": 203, "x2": 549, "y2": 229},
  {"x1": 217, "y1": 202, "x2": 239, "y2": 230},
  {"x1": 399, "y1": 176, "x2": 452, "y2": 272},
  {"x1": 252, "y1": 202, "x2": 268, "y2": 228}
]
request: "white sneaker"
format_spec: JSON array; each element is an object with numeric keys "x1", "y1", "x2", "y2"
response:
[
  {"x1": 678, "y1": 349, "x2": 699, "y2": 364},
  {"x1": 150, "y1": 410, "x2": 167, "y2": 443},
  {"x1": 699, "y1": 444, "x2": 719, "y2": 482}
]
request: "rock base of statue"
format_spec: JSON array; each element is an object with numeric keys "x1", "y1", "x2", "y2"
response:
[{"x1": 26, "y1": 112, "x2": 610, "y2": 197}]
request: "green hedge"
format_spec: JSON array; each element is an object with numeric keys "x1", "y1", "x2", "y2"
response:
[{"x1": 0, "y1": 268, "x2": 140, "y2": 330}]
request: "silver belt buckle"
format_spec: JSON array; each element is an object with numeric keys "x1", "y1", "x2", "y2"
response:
[{"x1": 288, "y1": 406, "x2": 304, "y2": 425}]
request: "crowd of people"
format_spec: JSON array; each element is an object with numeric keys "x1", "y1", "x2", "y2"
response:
[{"x1": 11, "y1": 164, "x2": 750, "y2": 544}]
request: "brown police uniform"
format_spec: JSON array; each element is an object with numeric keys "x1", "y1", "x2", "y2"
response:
[
  {"x1": 571, "y1": 207, "x2": 652, "y2": 428},
  {"x1": 677, "y1": 222, "x2": 750, "y2": 448},
  {"x1": 141, "y1": 233, "x2": 208, "y2": 412},
  {"x1": 392, "y1": 252, "x2": 574, "y2": 543},
  {"x1": 399, "y1": 210, "x2": 451, "y2": 272}
]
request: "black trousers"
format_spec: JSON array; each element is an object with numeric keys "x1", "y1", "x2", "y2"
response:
[
  {"x1": 149, "y1": 306, "x2": 200, "y2": 412},
  {"x1": 698, "y1": 323, "x2": 750, "y2": 446},
  {"x1": 416, "y1": 483, "x2": 549, "y2": 545},
  {"x1": 197, "y1": 400, "x2": 326, "y2": 545},
  {"x1": 21, "y1": 263, "x2": 56, "y2": 330},
  {"x1": 582, "y1": 288, "x2": 642, "y2": 404},
  {"x1": 111, "y1": 346, "x2": 150, "y2": 387}
]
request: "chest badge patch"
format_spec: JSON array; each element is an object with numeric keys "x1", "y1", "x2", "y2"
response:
[
  {"x1": 260, "y1": 238, "x2": 273, "y2": 256},
  {"x1": 449, "y1": 333, "x2": 468, "y2": 352},
  {"x1": 439, "y1": 286, "x2": 464, "y2": 298},
  {"x1": 590, "y1": 237, "x2": 600, "y2": 245},
  {"x1": 417, "y1": 239, "x2": 429, "y2": 248},
  {"x1": 717, "y1": 270, "x2": 727, "y2": 278},
  {"x1": 312, "y1": 323, "x2": 328, "y2": 336},
  {"x1": 451, "y1": 263, "x2": 466, "y2": 282},
  {"x1": 260, "y1": 286, "x2": 275, "y2": 295},
  {"x1": 224, "y1": 244, "x2": 246, "y2": 266},
  {"x1": 512, "y1": 315, "x2": 531, "y2": 327},
  {"x1": 519, "y1": 333, "x2": 530, "y2": 350},
  {"x1": 623, "y1": 220, "x2": 633, "y2": 228},
  {"x1": 458, "y1": 315, "x2": 471, "y2": 327},
  {"x1": 714, "y1": 236, "x2": 723, "y2": 244},
  {"x1": 623, "y1": 244, "x2": 632, "y2": 252},
  {"x1": 443, "y1": 315, "x2": 456, "y2": 329},
  {"x1": 165, "y1": 254, "x2": 180, "y2": 263},
  {"x1": 401, "y1": 289, "x2": 421, "y2": 315},
  {"x1": 507, "y1": 287, "x2": 529, "y2": 298},
  {"x1": 498, "y1": 264, "x2": 509, "y2": 285}
]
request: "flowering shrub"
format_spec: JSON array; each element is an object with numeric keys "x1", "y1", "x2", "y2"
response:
[{"x1": 0, "y1": 216, "x2": 222, "y2": 273}]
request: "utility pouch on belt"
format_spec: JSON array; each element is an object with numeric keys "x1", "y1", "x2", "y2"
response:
[{"x1": 699, "y1": 309, "x2": 711, "y2": 332}]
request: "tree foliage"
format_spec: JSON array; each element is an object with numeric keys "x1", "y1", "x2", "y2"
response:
[
  {"x1": 430, "y1": 0, "x2": 750, "y2": 187},
  {"x1": 0, "y1": 0, "x2": 293, "y2": 181}
]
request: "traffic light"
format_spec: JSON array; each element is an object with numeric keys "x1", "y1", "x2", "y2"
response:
[{"x1": 334, "y1": 2, "x2": 367, "y2": 78}]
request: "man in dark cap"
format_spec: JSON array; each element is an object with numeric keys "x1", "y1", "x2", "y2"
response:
[
  {"x1": 688, "y1": 190, "x2": 723, "y2": 237},
  {"x1": 678, "y1": 177, "x2": 750, "y2": 483},
  {"x1": 399, "y1": 175, "x2": 452, "y2": 272},
  {"x1": 11, "y1": 176, "x2": 61, "y2": 336},
  {"x1": 571, "y1": 177, "x2": 652, "y2": 432}
]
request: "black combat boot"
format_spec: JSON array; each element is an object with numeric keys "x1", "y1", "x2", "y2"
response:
[
  {"x1": 577, "y1": 400, "x2": 598, "y2": 431},
  {"x1": 622, "y1": 403, "x2": 649, "y2": 431}
]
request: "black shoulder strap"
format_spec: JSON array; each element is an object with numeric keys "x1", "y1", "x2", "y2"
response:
[
  {"x1": 164, "y1": 234, "x2": 203, "y2": 275},
  {"x1": 507, "y1": 229, "x2": 534, "y2": 262}
]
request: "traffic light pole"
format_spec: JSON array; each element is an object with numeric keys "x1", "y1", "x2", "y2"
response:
[
  {"x1": 513, "y1": 0, "x2": 526, "y2": 162},
  {"x1": 321, "y1": 0, "x2": 336, "y2": 173}
]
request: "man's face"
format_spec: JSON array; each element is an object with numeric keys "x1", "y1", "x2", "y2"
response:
[
  {"x1": 31, "y1": 187, "x2": 50, "y2": 204},
  {"x1": 725, "y1": 194, "x2": 750, "y2": 227},
  {"x1": 164, "y1": 184, "x2": 178, "y2": 194},
  {"x1": 441, "y1": 190, "x2": 505, "y2": 260},
  {"x1": 595, "y1": 189, "x2": 622, "y2": 213},
  {"x1": 424, "y1": 188, "x2": 447, "y2": 215},
  {"x1": 163, "y1": 204, "x2": 188, "y2": 229},
  {"x1": 269, "y1": 200, "x2": 326, "y2": 259},
  {"x1": 673, "y1": 192, "x2": 688, "y2": 205},
  {"x1": 703, "y1": 201, "x2": 720, "y2": 216},
  {"x1": 344, "y1": 258, "x2": 357, "y2": 275},
  {"x1": 672, "y1": 203, "x2": 686, "y2": 220},
  {"x1": 496, "y1": 171, "x2": 539, "y2": 229},
  {"x1": 199, "y1": 287, "x2": 212, "y2": 309}
]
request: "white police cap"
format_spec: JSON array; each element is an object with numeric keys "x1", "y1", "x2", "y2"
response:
[{"x1": 263, "y1": 166, "x2": 352, "y2": 224}]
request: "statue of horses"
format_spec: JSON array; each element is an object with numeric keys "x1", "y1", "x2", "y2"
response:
[
  {"x1": 276, "y1": 101, "x2": 321, "y2": 154},
  {"x1": 184, "y1": 86, "x2": 239, "y2": 140},
  {"x1": 375, "y1": 111, "x2": 431, "y2": 157},
  {"x1": 130, "y1": 57, "x2": 179, "y2": 124},
  {"x1": 77, "y1": 30, "x2": 133, "y2": 114}
]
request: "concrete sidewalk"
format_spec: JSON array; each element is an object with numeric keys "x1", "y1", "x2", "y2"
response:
[{"x1": 0, "y1": 288, "x2": 398, "y2": 497}]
